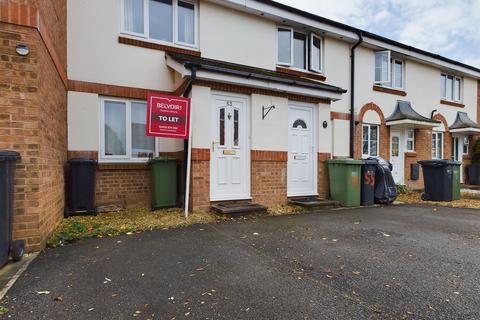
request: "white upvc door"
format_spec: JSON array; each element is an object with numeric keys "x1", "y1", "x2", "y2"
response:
[
  {"x1": 210, "y1": 93, "x2": 250, "y2": 201},
  {"x1": 287, "y1": 103, "x2": 317, "y2": 196},
  {"x1": 452, "y1": 136, "x2": 464, "y2": 182},
  {"x1": 390, "y1": 130, "x2": 404, "y2": 184}
]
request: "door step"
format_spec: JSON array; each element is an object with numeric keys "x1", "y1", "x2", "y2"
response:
[
  {"x1": 211, "y1": 202, "x2": 267, "y2": 216},
  {"x1": 288, "y1": 197, "x2": 339, "y2": 210}
]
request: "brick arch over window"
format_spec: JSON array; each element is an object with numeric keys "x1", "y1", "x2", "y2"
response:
[
  {"x1": 433, "y1": 113, "x2": 449, "y2": 132},
  {"x1": 355, "y1": 103, "x2": 389, "y2": 159},
  {"x1": 358, "y1": 102, "x2": 386, "y2": 125}
]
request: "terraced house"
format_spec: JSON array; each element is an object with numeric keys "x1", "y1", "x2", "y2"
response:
[{"x1": 1, "y1": 0, "x2": 480, "y2": 251}]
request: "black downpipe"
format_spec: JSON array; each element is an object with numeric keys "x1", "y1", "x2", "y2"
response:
[
  {"x1": 181, "y1": 65, "x2": 197, "y2": 206},
  {"x1": 350, "y1": 32, "x2": 363, "y2": 158}
]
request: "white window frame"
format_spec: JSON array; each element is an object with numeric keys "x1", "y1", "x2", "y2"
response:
[
  {"x1": 309, "y1": 33, "x2": 323, "y2": 73},
  {"x1": 276, "y1": 27, "x2": 323, "y2": 73},
  {"x1": 390, "y1": 59, "x2": 404, "y2": 89},
  {"x1": 100, "y1": 97, "x2": 158, "y2": 163},
  {"x1": 121, "y1": 0, "x2": 199, "y2": 49},
  {"x1": 440, "y1": 73, "x2": 462, "y2": 102},
  {"x1": 362, "y1": 124, "x2": 380, "y2": 158},
  {"x1": 405, "y1": 129, "x2": 415, "y2": 152},
  {"x1": 374, "y1": 50, "x2": 391, "y2": 85},
  {"x1": 432, "y1": 131, "x2": 444, "y2": 160},
  {"x1": 276, "y1": 26, "x2": 293, "y2": 67},
  {"x1": 463, "y1": 136, "x2": 470, "y2": 155}
]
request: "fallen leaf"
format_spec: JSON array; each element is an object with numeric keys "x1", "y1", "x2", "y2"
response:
[
  {"x1": 36, "y1": 291, "x2": 51, "y2": 295},
  {"x1": 54, "y1": 296, "x2": 63, "y2": 302},
  {"x1": 253, "y1": 232, "x2": 259, "y2": 236},
  {"x1": 352, "y1": 271, "x2": 361, "y2": 276}
]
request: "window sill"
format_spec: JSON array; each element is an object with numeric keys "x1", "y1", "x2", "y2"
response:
[
  {"x1": 440, "y1": 99, "x2": 464, "y2": 108},
  {"x1": 372, "y1": 85, "x2": 407, "y2": 96},
  {"x1": 97, "y1": 162, "x2": 150, "y2": 171},
  {"x1": 119, "y1": 36, "x2": 201, "y2": 57},
  {"x1": 276, "y1": 66, "x2": 326, "y2": 81}
]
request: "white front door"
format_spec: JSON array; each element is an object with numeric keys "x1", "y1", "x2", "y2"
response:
[
  {"x1": 288, "y1": 104, "x2": 317, "y2": 196},
  {"x1": 210, "y1": 93, "x2": 250, "y2": 201},
  {"x1": 390, "y1": 130, "x2": 404, "y2": 184},
  {"x1": 452, "y1": 136, "x2": 464, "y2": 182}
]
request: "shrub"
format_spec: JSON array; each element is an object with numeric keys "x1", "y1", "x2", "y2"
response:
[{"x1": 396, "y1": 184, "x2": 409, "y2": 195}]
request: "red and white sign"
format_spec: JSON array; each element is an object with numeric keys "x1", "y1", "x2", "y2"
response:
[{"x1": 146, "y1": 93, "x2": 191, "y2": 139}]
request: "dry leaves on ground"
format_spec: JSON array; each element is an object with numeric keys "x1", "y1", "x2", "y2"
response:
[{"x1": 396, "y1": 191, "x2": 480, "y2": 209}]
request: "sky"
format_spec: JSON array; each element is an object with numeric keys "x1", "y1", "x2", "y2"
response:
[{"x1": 277, "y1": 0, "x2": 480, "y2": 69}]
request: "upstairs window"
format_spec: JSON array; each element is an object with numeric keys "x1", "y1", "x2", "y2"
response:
[
  {"x1": 277, "y1": 27, "x2": 323, "y2": 73},
  {"x1": 122, "y1": 0, "x2": 197, "y2": 47},
  {"x1": 374, "y1": 51, "x2": 404, "y2": 89},
  {"x1": 441, "y1": 73, "x2": 462, "y2": 102}
]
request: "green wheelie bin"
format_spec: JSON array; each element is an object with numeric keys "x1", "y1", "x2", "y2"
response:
[
  {"x1": 451, "y1": 161, "x2": 461, "y2": 200},
  {"x1": 326, "y1": 159, "x2": 363, "y2": 207},
  {"x1": 148, "y1": 157, "x2": 178, "y2": 210}
]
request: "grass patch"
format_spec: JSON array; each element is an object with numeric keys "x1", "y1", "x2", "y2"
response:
[
  {"x1": 0, "y1": 306, "x2": 9, "y2": 315},
  {"x1": 47, "y1": 208, "x2": 223, "y2": 248},
  {"x1": 397, "y1": 191, "x2": 480, "y2": 209}
]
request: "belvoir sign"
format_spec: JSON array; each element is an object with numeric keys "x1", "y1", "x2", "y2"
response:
[{"x1": 146, "y1": 93, "x2": 191, "y2": 139}]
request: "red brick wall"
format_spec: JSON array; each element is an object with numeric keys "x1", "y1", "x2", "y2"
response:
[
  {"x1": 355, "y1": 103, "x2": 389, "y2": 160},
  {"x1": 404, "y1": 129, "x2": 432, "y2": 189},
  {"x1": 318, "y1": 153, "x2": 331, "y2": 198},
  {"x1": 251, "y1": 151, "x2": 287, "y2": 206},
  {"x1": 96, "y1": 169, "x2": 151, "y2": 208},
  {"x1": 0, "y1": 0, "x2": 67, "y2": 251},
  {"x1": 189, "y1": 148, "x2": 210, "y2": 211}
]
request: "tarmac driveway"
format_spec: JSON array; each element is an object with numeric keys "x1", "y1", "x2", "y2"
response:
[{"x1": 2, "y1": 205, "x2": 480, "y2": 320}]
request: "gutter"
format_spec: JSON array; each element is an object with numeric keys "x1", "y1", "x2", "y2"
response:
[{"x1": 349, "y1": 32, "x2": 363, "y2": 159}]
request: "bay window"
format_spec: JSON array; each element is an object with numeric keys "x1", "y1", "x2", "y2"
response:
[
  {"x1": 432, "y1": 132, "x2": 443, "y2": 159},
  {"x1": 122, "y1": 0, "x2": 197, "y2": 47},
  {"x1": 277, "y1": 27, "x2": 323, "y2": 73},
  {"x1": 374, "y1": 51, "x2": 404, "y2": 89},
  {"x1": 441, "y1": 73, "x2": 462, "y2": 102},
  {"x1": 101, "y1": 98, "x2": 156, "y2": 162},
  {"x1": 362, "y1": 124, "x2": 379, "y2": 157}
]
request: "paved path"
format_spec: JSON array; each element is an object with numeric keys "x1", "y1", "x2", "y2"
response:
[{"x1": 2, "y1": 205, "x2": 480, "y2": 319}]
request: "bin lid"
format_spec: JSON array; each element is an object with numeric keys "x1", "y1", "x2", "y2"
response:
[
  {"x1": 445, "y1": 160, "x2": 462, "y2": 166},
  {"x1": 68, "y1": 158, "x2": 97, "y2": 164},
  {"x1": 326, "y1": 158, "x2": 363, "y2": 165},
  {"x1": 0, "y1": 151, "x2": 21, "y2": 162},
  {"x1": 418, "y1": 159, "x2": 449, "y2": 167},
  {"x1": 362, "y1": 159, "x2": 378, "y2": 165},
  {"x1": 148, "y1": 157, "x2": 177, "y2": 164}
]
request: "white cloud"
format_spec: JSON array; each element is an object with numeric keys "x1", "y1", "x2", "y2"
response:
[{"x1": 276, "y1": 0, "x2": 480, "y2": 68}]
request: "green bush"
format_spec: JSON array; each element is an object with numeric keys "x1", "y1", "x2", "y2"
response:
[
  {"x1": 472, "y1": 140, "x2": 480, "y2": 164},
  {"x1": 396, "y1": 184, "x2": 409, "y2": 195}
]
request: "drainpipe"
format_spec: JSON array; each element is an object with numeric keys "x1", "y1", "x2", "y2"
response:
[{"x1": 350, "y1": 32, "x2": 363, "y2": 159}]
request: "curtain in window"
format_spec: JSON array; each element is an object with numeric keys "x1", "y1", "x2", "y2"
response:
[
  {"x1": 105, "y1": 101, "x2": 127, "y2": 156},
  {"x1": 178, "y1": 1, "x2": 195, "y2": 44},
  {"x1": 150, "y1": 0, "x2": 173, "y2": 42},
  {"x1": 124, "y1": 0, "x2": 144, "y2": 34}
]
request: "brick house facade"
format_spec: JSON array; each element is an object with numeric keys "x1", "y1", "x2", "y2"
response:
[{"x1": 0, "y1": 0, "x2": 67, "y2": 251}]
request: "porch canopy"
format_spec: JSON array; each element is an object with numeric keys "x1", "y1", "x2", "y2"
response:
[
  {"x1": 166, "y1": 53, "x2": 346, "y2": 101},
  {"x1": 385, "y1": 100, "x2": 441, "y2": 128},
  {"x1": 449, "y1": 111, "x2": 480, "y2": 135}
]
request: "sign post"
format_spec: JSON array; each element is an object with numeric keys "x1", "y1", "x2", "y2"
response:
[{"x1": 146, "y1": 93, "x2": 192, "y2": 218}]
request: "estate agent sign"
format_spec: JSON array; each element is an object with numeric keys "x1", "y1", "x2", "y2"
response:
[{"x1": 146, "y1": 93, "x2": 191, "y2": 139}]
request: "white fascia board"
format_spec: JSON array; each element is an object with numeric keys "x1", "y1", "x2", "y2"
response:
[
  {"x1": 209, "y1": 0, "x2": 358, "y2": 41},
  {"x1": 165, "y1": 56, "x2": 190, "y2": 77},
  {"x1": 386, "y1": 119, "x2": 441, "y2": 129},
  {"x1": 196, "y1": 70, "x2": 343, "y2": 101},
  {"x1": 450, "y1": 128, "x2": 480, "y2": 135}
]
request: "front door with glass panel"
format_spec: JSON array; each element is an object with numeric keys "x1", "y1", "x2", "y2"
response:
[
  {"x1": 287, "y1": 104, "x2": 317, "y2": 196},
  {"x1": 390, "y1": 130, "x2": 404, "y2": 184},
  {"x1": 453, "y1": 136, "x2": 465, "y2": 182},
  {"x1": 210, "y1": 94, "x2": 250, "y2": 201}
]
